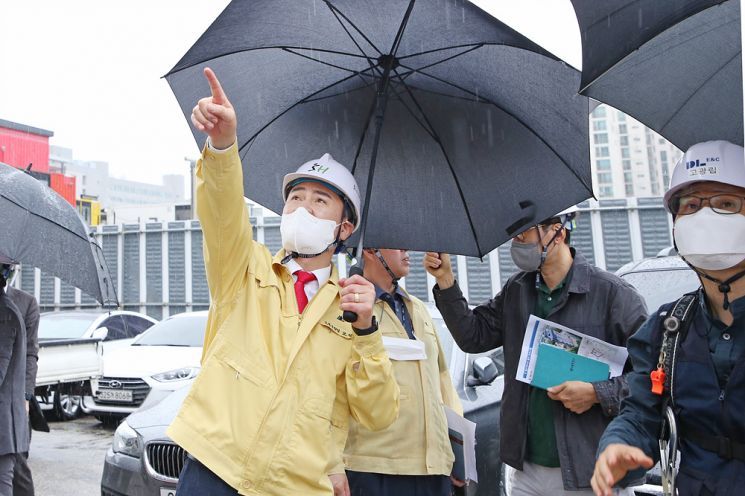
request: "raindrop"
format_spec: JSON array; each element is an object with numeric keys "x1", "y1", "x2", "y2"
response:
[
  {"x1": 335, "y1": 121, "x2": 339, "y2": 140},
  {"x1": 637, "y1": 8, "x2": 643, "y2": 29}
]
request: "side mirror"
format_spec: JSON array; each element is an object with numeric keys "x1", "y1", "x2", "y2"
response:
[
  {"x1": 466, "y1": 356, "x2": 499, "y2": 387},
  {"x1": 91, "y1": 327, "x2": 109, "y2": 341}
]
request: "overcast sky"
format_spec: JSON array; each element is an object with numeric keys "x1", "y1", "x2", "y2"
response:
[{"x1": 0, "y1": 0, "x2": 581, "y2": 189}]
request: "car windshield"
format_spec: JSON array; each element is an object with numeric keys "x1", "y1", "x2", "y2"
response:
[
  {"x1": 621, "y1": 269, "x2": 701, "y2": 312},
  {"x1": 38, "y1": 313, "x2": 100, "y2": 339},
  {"x1": 133, "y1": 314, "x2": 208, "y2": 347}
]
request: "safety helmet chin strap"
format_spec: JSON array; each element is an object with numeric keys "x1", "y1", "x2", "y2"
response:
[
  {"x1": 374, "y1": 250, "x2": 400, "y2": 289},
  {"x1": 673, "y1": 237, "x2": 745, "y2": 311},
  {"x1": 281, "y1": 225, "x2": 344, "y2": 264}
]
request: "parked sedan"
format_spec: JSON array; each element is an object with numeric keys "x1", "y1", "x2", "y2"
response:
[
  {"x1": 101, "y1": 304, "x2": 506, "y2": 496},
  {"x1": 36, "y1": 310, "x2": 157, "y2": 420},
  {"x1": 84, "y1": 311, "x2": 208, "y2": 424}
]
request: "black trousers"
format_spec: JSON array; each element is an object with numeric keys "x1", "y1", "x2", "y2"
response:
[{"x1": 346, "y1": 471, "x2": 452, "y2": 496}]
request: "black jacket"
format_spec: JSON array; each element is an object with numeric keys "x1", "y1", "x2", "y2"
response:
[{"x1": 433, "y1": 251, "x2": 648, "y2": 489}]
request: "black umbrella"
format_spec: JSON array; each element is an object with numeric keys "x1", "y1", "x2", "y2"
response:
[
  {"x1": 0, "y1": 163, "x2": 118, "y2": 306},
  {"x1": 571, "y1": 0, "x2": 743, "y2": 150},
  {"x1": 166, "y1": 0, "x2": 592, "y2": 259}
]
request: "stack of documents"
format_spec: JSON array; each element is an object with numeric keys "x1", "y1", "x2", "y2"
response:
[
  {"x1": 516, "y1": 315, "x2": 628, "y2": 390},
  {"x1": 444, "y1": 406, "x2": 478, "y2": 483}
]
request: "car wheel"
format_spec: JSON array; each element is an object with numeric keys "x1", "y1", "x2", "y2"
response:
[{"x1": 52, "y1": 387, "x2": 81, "y2": 421}]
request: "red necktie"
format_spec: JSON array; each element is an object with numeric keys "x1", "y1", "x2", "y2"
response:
[{"x1": 294, "y1": 270, "x2": 316, "y2": 313}]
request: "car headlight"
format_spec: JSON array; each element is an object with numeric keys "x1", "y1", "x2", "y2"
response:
[
  {"x1": 151, "y1": 367, "x2": 200, "y2": 382},
  {"x1": 112, "y1": 421, "x2": 143, "y2": 458}
]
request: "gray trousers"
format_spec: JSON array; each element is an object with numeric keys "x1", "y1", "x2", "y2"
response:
[
  {"x1": 0, "y1": 454, "x2": 16, "y2": 496},
  {"x1": 510, "y1": 462, "x2": 634, "y2": 496},
  {"x1": 12, "y1": 452, "x2": 33, "y2": 496}
]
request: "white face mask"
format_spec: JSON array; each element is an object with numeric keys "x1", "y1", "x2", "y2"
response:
[
  {"x1": 280, "y1": 207, "x2": 341, "y2": 256},
  {"x1": 674, "y1": 207, "x2": 745, "y2": 270}
]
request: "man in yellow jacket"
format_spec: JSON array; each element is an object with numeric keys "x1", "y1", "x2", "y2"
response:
[
  {"x1": 169, "y1": 68, "x2": 399, "y2": 496},
  {"x1": 328, "y1": 248, "x2": 463, "y2": 496}
]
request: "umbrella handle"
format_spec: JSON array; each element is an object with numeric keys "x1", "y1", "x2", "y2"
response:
[{"x1": 342, "y1": 265, "x2": 364, "y2": 323}]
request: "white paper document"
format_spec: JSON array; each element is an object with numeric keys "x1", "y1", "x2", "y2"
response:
[
  {"x1": 382, "y1": 336, "x2": 427, "y2": 361},
  {"x1": 516, "y1": 315, "x2": 629, "y2": 385},
  {"x1": 444, "y1": 406, "x2": 478, "y2": 483}
]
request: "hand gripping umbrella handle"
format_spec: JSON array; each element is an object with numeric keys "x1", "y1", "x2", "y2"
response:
[{"x1": 342, "y1": 265, "x2": 364, "y2": 323}]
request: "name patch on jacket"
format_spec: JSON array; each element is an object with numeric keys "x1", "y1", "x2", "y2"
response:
[{"x1": 322, "y1": 319, "x2": 353, "y2": 339}]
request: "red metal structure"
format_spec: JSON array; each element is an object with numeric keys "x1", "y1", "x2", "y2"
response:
[{"x1": 0, "y1": 118, "x2": 76, "y2": 205}]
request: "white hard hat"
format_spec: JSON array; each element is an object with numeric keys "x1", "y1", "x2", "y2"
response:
[
  {"x1": 664, "y1": 140, "x2": 745, "y2": 213},
  {"x1": 282, "y1": 153, "x2": 362, "y2": 232}
]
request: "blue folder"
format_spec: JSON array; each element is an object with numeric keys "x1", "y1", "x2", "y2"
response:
[{"x1": 531, "y1": 343, "x2": 610, "y2": 390}]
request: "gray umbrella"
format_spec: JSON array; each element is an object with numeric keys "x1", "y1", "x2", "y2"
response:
[
  {"x1": 571, "y1": 0, "x2": 742, "y2": 150},
  {"x1": 0, "y1": 163, "x2": 118, "y2": 306},
  {"x1": 165, "y1": 0, "x2": 592, "y2": 258}
]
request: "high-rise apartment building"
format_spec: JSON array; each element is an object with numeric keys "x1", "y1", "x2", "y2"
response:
[{"x1": 589, "y1": 105, "x2": 682, "y2": 199}]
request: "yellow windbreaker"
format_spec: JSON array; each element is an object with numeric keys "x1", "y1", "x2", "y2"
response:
[
  {"x1": 166, "y1": 143, "x2": 399, "y2": 495},
  {"x1": 341, "y1": 292, "x2": 463, "y2": 476}
]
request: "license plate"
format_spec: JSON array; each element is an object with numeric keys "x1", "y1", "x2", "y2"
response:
[
  {"x1": 97, "y1": 389, "x2": 133, "y2": 402},
  {"x1": 160, "y1": 488, "x2": 176, "y2": 496}
]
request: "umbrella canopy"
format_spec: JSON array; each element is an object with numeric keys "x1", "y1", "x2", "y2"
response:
[
  {"x1": 166, "y1": 0, "x2": 592, "y2": 257},
  {"x1": 572, "y1": 0, "x2": 743, "y2": 150},
  {"x1": 0, "y1": 163, "x2": 118, "y2": 306}
]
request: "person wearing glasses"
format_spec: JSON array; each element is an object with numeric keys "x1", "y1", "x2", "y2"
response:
[{"x1": 592, "y1": 140, "x2": 745, "y2": 496}]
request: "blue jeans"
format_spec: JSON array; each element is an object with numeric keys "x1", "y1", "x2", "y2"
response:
[{"x1": 175, "y1": 456, "x2": 238, "y2": 496}]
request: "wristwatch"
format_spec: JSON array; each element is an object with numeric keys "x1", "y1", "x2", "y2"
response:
[{"x1": 352, "y1": 316, "x2": 378, "y2": 336}]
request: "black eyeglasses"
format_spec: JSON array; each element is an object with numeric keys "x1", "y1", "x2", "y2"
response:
[{"x1": 669, "y1": 194, "x2": 745, "y2": 216}]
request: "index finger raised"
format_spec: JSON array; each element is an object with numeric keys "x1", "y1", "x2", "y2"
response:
[{"x1": 204, "y1": 67, "x2": 227, "y2": 104}]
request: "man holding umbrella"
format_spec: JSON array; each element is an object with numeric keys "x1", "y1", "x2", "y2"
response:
[
  {"x1": 330, "y1": 248, "x2": 463, "y2": 495},
  {"x1": 592, "y1": 140, "x2": 745, "y2": 496},
  {"x1": 168, "y1": 68, "x2": 399, "y2": 496},
  {"x1": 424, "y1": 209, "x2": 647, "y2": 495}
]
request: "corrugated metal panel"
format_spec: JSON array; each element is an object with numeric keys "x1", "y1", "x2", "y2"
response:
[
  {"x1": 404, "y1": 252, "x2": 428, "y2": 300},
  {"x1": 600, "y1": 209, "x2": 633, "y2": 271},
  {"x1": 498, "y1": 244, "x2": 518, "y2": 287},
  {"x1": 20, "y1": 266, "x2": 34, "y2": 295},
  {"x1": 466, "y1": 257, "x2": 492, "y2": 304},
  {"x1": 191, "y1": 230, "x2": 209, "y2": 307},
  {"x1": 80, "y1": 291, "x2": 98, "y2": 307},
  {"x1": 264, "y1": 222, "x2": 282, "y2": 254},
  {"x1": 40, "y1": 271, "x2": 54, "y2": 306},
  {"x1": 570, "y1": 216, "x2": 595, "y2": 265},
  {"x1": 102, "y1": 234, "x2": 119, "y2": 290},
  {"x1": 146, "y1": 227, "x2": 162, "y2": 319},
  {"x1": 639, "y1": 208, "x2": 672, "y2": 257},
  {"x1": 168, "y1": 231, "x2": 185, "y2": 307},
  {"x1": 123, "y1": 229, "x2": 140, "y2": 306},
  {"x1": 169, "y1": 306, "x2": 187, "y2": 316},
  {"x1": 60, "y1": 280, "x2": 75, "y2": 305}
]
